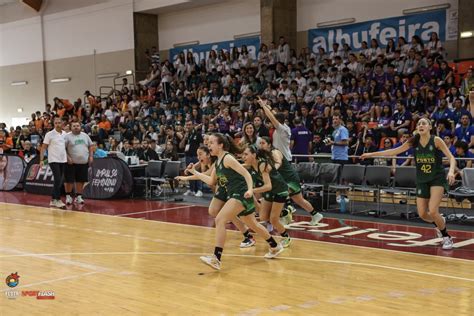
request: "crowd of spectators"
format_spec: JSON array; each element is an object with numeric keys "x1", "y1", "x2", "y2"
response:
[{"x1": 1, "y1": 34, "x2": 474, "y2": 178}]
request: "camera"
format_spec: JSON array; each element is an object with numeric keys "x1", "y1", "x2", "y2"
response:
[{"x1": 323, "y1": 137, "x2": 332, "y2": 145}]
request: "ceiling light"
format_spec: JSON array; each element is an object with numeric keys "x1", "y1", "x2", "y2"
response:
[
  {"x1": 460, "y1": 31, "x2": 473, "y2": 39},
  {"x1": 234, "y1": 32, "x2": 260, "y2": 40},
  {"x1": 97, "y1": 73, "x2": 119, "y2": 79},
  {"x1": 317, "y1": 18, "x2": 356, "y2": 28},
  {"x1": 50, "y1": 78, "x2": 70, "y2": 83},
  {"x1": 11, "y1": 81, "x2": 28, "y2": 86},
  {"x1": 173, "y1": 40, "x2": 199, "y2": 48},
  {"x1": 403, "y1": 4, "x2": 450, "y2": 15}
]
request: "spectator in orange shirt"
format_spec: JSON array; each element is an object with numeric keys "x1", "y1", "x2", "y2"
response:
[
  {"x1": 0, "y1": 130, "x2": 13, "y2": 154},
  {"x1": 53, "y1": 97, "x2": 73, "y2": 115},
  {"x1": 33, "y1": 111, "x2": 44, "y2": 130},
  {"x1": 98, "y1": 115, "x2": 111, "y2": 139},
  {"x1": 84, "y1": 90, "x2": 98, "y2": 112}
]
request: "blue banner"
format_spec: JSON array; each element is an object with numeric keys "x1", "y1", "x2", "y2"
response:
[
  {"x1": 169, "y1": 37, "x2": 260, "y2": 64},
  {"x1": 308, "y1": 11, "x2": 446, "y2": 54}
]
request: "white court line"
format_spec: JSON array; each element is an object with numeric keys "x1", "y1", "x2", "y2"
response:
[
  {"x1": 1, "y1": 201, "x2": 474, "y2": 263},
  {"x1": 1, "y1": 271, "x2": 100, "y2": 293},
  {"x1": 1, "y1": 251, "x2": 473, "y2": 283},
  {"x1": 0, "y1": 247, "x2": 110, "y2": 272},
  {"x1": 116, "y1": 205, "x2": 194, "y2": 217}
]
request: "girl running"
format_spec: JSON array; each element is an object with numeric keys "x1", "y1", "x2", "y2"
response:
[
  {"x1": 176, "y1": 146, "x2": 256, "y2": 248},
  {"x1": 259, "y1": 136, "x2": 324, "y2": 225},
  {"x1": 243, "y1": 145, "x2": 292, "y2": 247},
  {"x1": 188, "y1": 134, "x2": 284, "y2": 270},
  {"x1": 361, "y1": 117, "x2": 456, "y2": 249}
]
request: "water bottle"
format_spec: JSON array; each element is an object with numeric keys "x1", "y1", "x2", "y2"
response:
[
  {"x1": 340, "y1": 195, "x2": 346, "y2": 213},
  {"x1": 337, "y1": 195, "x2": 347, "y2": 213}
]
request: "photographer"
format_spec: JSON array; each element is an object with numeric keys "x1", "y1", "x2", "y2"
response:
[{"x1": 326, "y1": 115, "x2": 349, "y2": 165}]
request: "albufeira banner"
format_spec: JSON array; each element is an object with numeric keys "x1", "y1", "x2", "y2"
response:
[
  {"x1": 308, "y1": 10, "x2": 447, "y2": 54},
  {"x1": 169, "y1": 36, "x2": 260, "y2": 64}
]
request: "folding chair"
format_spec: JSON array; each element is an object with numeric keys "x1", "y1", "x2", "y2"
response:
[
  {"x1": 353, "y1": 165, "x2": 392, "y2": 215},
  {"x1": 383, "y1": 166, "x2": 417, "y2": 219},
  {"x1": 447, "y1": 168, "x2": 474, "y2": 222},
  {"x1": 328, "y1": 164, "x2": 366, "y2": 213}
]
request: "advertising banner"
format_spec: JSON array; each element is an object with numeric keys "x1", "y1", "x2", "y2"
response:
[
  {"x1": 308, "y1": 10, "x2": 447, "y2": 54},
  {"x1": 0, "y1": 155, "x2": 25, "y2": 191},
  {"x1": 170, "y1": 36, "x2": 260, "y2": 64}
]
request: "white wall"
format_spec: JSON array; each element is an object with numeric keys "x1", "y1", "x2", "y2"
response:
[
  {"x1": 297, "y1": 0, "x2": 458, "y2": 31},
  {"x1": 0, "y1": 0, "x2": 134, "y2": 67},
  {"x1": 158, "y1": 0, "x2": 260, "y2": 50},
  {"x1": 43, "y1": 0, "x2": 134, "y2": 60},
  {"x1": 0, "y1": 17, "x2": 44, "y2": 66}
]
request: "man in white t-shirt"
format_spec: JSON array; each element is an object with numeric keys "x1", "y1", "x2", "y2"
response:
[
  {"x1": 40, "y1": 116, "x2": 67, "y2": 208},
  {"x1": 259, "y1": 98, "x2": 292, "y2": 161},
  {"x1": 128, "y1": 94, "x2": 141, "y2": 116}
]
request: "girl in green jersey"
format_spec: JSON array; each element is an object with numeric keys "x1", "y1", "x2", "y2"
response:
[
  {"x1": 259, "y1": 136, "x2": 324, "y2": 225},
  {"x1": 189, "y1": 134, "x2": 284, "y2": 270},
  {"x1": 176, "y1": 146, "x2": 255, "y2": 249},
  {"x1": 361, "y1": 118, "x2": 456, "y2": 249},
  {"x1": 243, "y1": 144, "x2": 292, "y2": 248}
]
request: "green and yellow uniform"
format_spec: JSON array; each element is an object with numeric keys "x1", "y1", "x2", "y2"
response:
[
  {"x1": 414, "y1": 135, "x2": 448, "y2": 198},
  {"x1": 215, "y1": 153, "x2": 255, "y2": 216},
  {"x1": 249, "y1": 160, "x2": 289, "y2": 203},
  {"x1": 273, "y1": 149, "x2": 301, "y2": 196}
]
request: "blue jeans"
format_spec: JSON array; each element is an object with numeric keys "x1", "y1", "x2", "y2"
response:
[{"x1": 185, "y1": 156, "x2": 202, "y2": 192}]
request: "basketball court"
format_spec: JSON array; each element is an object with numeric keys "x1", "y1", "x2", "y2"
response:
[{"x1": 1, "y1": 191, "x2": 473, "y2": 315}]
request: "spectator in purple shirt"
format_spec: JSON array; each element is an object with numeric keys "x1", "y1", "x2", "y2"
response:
[
  {"x1": 431, "y1": 99, "x2": 453, "y2": 123},
  {"x1": 291, "y1": 118, "x2": 313, "y2": 162},
  {"x1": 421, "y1": 57, "x2": 441, "y2": 83},
  {"x1": 390, "y1": 101, "x2": 412, "y2": 137},
  {"x1": 436, "y1": 119, "x2": 453, "y2": 139},
  {"x1": 394, "y1": 132, "x2": 413, "y2": 166},
  {"x1": 454, "y1": 114, "x2": 474, "y2": 148},
  {"x1": 452, "y1": 98, "x2": 471, "y2": 125}
]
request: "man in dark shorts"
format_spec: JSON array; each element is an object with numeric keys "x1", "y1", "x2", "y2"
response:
[{"x1": 64, "y1": 121, "x2": 93, "y2": 205}]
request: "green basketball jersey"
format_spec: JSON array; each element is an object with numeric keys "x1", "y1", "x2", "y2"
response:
[
  {"x1": 249, "y1": 159, "x2": 288, "y2": 194},
  {"x1": 215, "y1": 153, "x2": 248, "y2": 194},
  {"x1": 414, "y1": 135, "x2": 445, "y2": 183},
  {"x1": 274, "y1": 150, "x2": 300, "y2": 184}
]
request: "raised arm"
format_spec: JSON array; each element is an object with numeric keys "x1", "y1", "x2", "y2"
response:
[{"x1": 257, "y1": 97, "x2": 280, "y2": 129}]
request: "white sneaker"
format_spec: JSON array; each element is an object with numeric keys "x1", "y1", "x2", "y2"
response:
[
  {"x1": 264, "y1": 244, "x2": 284, "y2": 259},
  {"x1": 281, "y1": 236, "x2": 292, "y2": 248},
  {"x1": 49, "y1": 200, "x2": 57, "y2": 207},
  {"x1": 194, "y1": 190, "x2": 203, "y2": 197},
  {"x1": 183, "y1": 190, "x2": 194, "y2": 196},
  {"x1": 280, "y1": 209, "x2": 293, "y2": 226},
  {"x1": 442, "y1": 236, "x2": 454, "y2": 250},
  {"x1": 75, "y1": 195, "x2": 85, "y2": 204},
  {"x1": 310, "y1": 212, "x2": 323, "y2": 225},
  {"x1": 200, "y1": 255, "x2": 221, "y2": 270},
  {"x1": 240, "y1": 237, "x2": 256, "y2": 248},
  {"x1": 435, "y1": 216, "x2": 446, "y2": 238},
  {"x1": 287, "y1": 204, "x2": 296, "y2": 214},
  {"x1": 66, "y1": 195, "x2": 73, "y2": 205},
  {"x1": 52, "y1": 199, "x2": 66, "y2": 209}
]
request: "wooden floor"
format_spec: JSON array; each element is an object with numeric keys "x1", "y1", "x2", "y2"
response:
[{"x1": 1, "y1": 202, "x2": 473, "y2": 315}]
